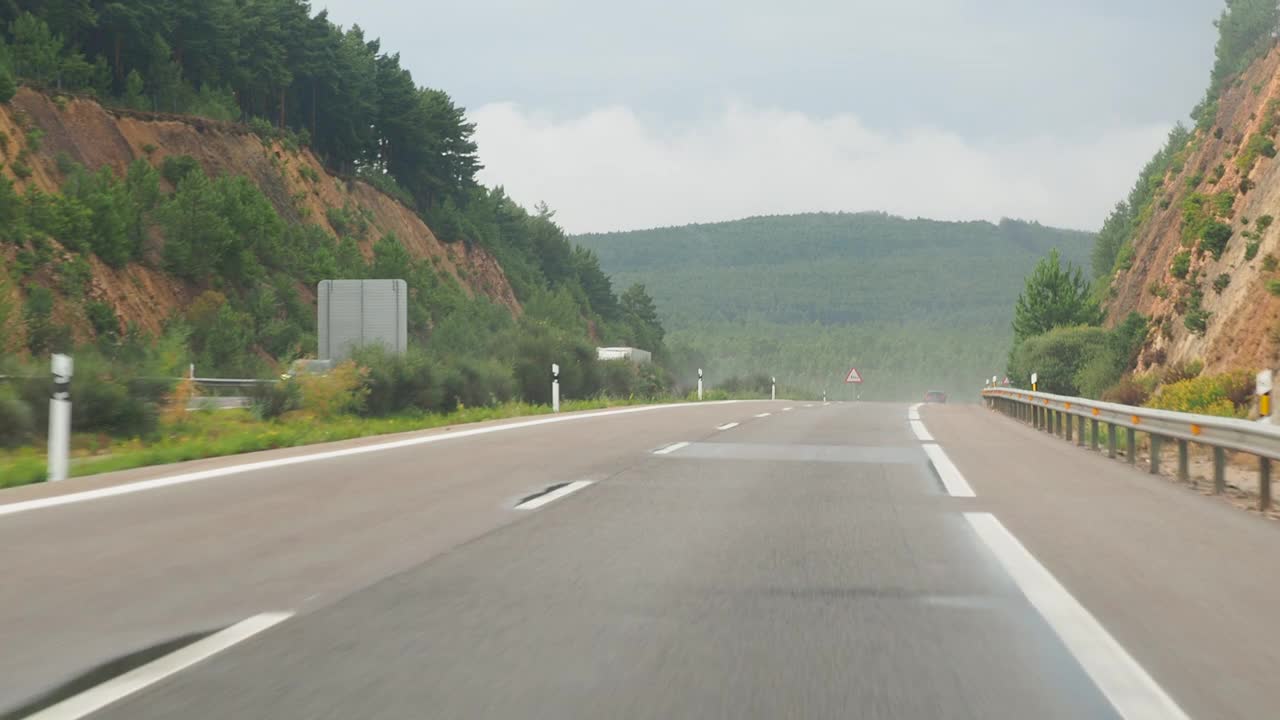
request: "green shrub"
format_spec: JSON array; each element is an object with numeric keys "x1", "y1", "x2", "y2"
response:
[
  {"x1": 59, "y1": 255, "x2": 94, "y2": 297},
  {"x1": 25, "y1": 128, "x2": 44, "y2": 152},
  {"x1": 1146, "y1": 371, "x2": 1254, "y2": 417},
  {"x1": 1211, "y1": 163, "x2": 1226, "y2": 182},
  {"x1": 85, "y1": 300, "x2": 119, "y2": 341},
  {"x1": 1257, "y1": 215, "x2": 1274, "y2": 232},
  {"x1": 1211, "y1": 191, "x2": 1235, "y2": 218},
  {"x1": 1170, "y1": 251, "x2": 1191, "y2": 279},
  {"x1": 1162, "y1": 359, "x2": 1203, "y2": 384},
  {"x1": 11, "y1": 161, "x2": 32, "y2": 179},
  {"x1": 1264, "y1": 254, "x2": 1278, "y2": 272},
  {"x1": 160, "y1": 155, "x2": 201, "y2": 186},
  {"x1": 250, "y1": 378, "x2": 302, "y2": 420},
  {"x1": 353, "y1": 346, "x2": 442, "y2": 416},
  {"x1": 0, "y1": 384, "x2": 34, "y2": 448},
  {"x1": 1213, "y1": 273, "x2": 1231, "y2": 294},
  {"x1": 1268, "y1": 279, "x2": 1280, "y2": 296},
  {"x1": 1102, "y1": 374, "x2": 1156, "y2": 406},
  {"x1": 1007, "y1": 325, "x2": 1116, "y2": 397},
  {"x1": 1246, "y1": 240, "x2": 1262, "y2": 260},
  {"x1": 1186, "y1": 172, "x2": 1204, "y2": 189},
  {"x1": 1200, "y1": 222, "x2": 1232, "y2": 259}
]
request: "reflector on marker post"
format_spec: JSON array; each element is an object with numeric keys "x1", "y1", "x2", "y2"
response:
[
  {"x1": 1031, "y1": 372, "x2": 1038, "y2": 392},
  {"x1": 1258, "y1": 370, "x2": 1273, "y2": 422},
  {"x1": 551, "y1": 363, "x2": 561, "y2": 413}
]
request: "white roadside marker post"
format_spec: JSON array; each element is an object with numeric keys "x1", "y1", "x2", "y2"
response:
[
  {"x1": 771, "y1": 376, "x2": 776, "y2": 401},
  {"x1": 552, "y1": 363, "x2": 561, "y2": 413},
  {"x1": 48, "y1": 353, "x2": 73, "y2": 482},
  {"x1": 698, "y1": 368, "x2": 703, "y2": 401}
]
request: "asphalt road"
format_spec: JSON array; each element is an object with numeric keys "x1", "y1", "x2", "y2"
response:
[{"x1": 2, "y1": 400, "x2": 1276, "y2": 718}]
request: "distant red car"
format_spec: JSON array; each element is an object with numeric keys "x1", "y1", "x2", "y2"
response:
[{"x1": 924, "y1": 391, "x2": 948, "y2": 404}]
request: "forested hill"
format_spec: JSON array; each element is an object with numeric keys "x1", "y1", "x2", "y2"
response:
[{"x1": 576, "y1": 213, "x2": 1092, "y2": 400}]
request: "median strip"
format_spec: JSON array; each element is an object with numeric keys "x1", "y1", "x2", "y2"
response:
[{"x1": 0, "y1": 401, "x2": 742, "y2": 519}]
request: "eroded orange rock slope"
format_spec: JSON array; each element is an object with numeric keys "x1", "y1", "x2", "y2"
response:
[{"x1": 0, "y1": 88, "x2": 519, "y2": 346}]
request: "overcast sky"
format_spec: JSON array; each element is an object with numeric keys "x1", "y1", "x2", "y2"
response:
[{"x1": 317, "y1": 0, "x2": 1223, "y2": 233}]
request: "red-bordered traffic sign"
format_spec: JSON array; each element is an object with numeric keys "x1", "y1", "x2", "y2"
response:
[{"x1": 845, "y1": 367, "x2": 863, "y2": 384}]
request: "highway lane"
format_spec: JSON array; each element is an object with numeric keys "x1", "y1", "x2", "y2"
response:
[
  {"x1": 61, "y1": 401, "x2": 1119, "y2": 719},
  {"x1": 7, "y1": 399, "x2": 1278, "y2": 718},
  {"x1": 0, "y1": 400, "x2": 778, "y2": 713}
]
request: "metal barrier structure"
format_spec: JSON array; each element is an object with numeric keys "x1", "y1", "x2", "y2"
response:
[{"x1": 981, "y1": 387, "x2": 1280, "y2": 511}]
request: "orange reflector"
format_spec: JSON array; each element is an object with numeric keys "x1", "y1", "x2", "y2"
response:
[
  {"x1": 1064, "y1": 402, "x2": 1072, "y2": 410},
  {"x1": 1131, "y1": 415, "x2": 1141, "y2": 425},
  {"x1": 1092, "y1": 408, "x2": 1100, "y2": 416},
  {"x1": 1191, "y1": 424, "x2": 1202, "y2": 436}
]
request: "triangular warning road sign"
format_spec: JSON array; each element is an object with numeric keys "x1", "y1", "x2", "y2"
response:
[{"x1": 845, "y1": 367, "x2": 863, "y2": 384}]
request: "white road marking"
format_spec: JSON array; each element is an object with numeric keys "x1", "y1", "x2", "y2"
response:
[
  {"x1": 0, "y1": 401, "x2": 743, "y2": 519},
  {"x1": 803, "y1": 404, "x2": 814, "y2": 408},
  {"x1": 716, "y1": 422, "x2": 740, "y2": 431},
  {"x1": 26, "y1": 612, "x2": 293, "y2": 720},
  {"x1": 908, "y1": 402, "x2": 922, "y2": 421},
  {"x1": 782, "y1": 407, "x2": 794, "y2": 412},
  {"x1": 910, "y1": 420, "x2": 934, "y2": 442},
  {"x1": 653, "y1": 441, "x2": 691, "y2": 455},
  {"x1": 514, "y1": 480, "x2": 593, "y2": 510},
  {"x1": 922, "y1": 444, "x2": 975, "y2": 497},
  {"x1": 754, "y1": 413, "x2": 771, "y2": 418},
  {"x1": 965, "y1": 513, "x2": 1190, "y2": 720}
]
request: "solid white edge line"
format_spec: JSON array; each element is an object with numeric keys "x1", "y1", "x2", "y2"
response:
[
  {"x1": 27, "y1": 611, "x2": 294, "y2": 720},
  {"x1": 921, "y1": 444, "x2": 975, "y2": 497},
  {"x1": 716, "y1": 422, "x2": 740, "y2": 431},
  {"x1": 653, "y1": 441, "x2": 690, "y2": 455},
  {"x1": 754, "y1": 413, "x2": 771, "y2": 418},
  {"x1": 514, "y1": 480, "x2": 593, "y2": 510},
  {"x1": 0, "y1": 401, "x2": 744, "y2": 519},
  {"x1": 909, "y1": 419, "x2": 934, "y2": 442},
  {"x1": 964, "y1": 513, "x2": 1190, "y2": 720}
]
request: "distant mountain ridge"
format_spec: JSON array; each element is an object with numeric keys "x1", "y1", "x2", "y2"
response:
[{"x1": 576, "y1": 212, "x2": 1093, "y2": 400}]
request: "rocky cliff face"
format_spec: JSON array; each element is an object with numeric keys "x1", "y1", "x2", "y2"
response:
[
  {"x1": 1108, "y1": 47, "x2": 1280, "y2": 375},
  {"x1": 0, "y1": 88, "x2": 519, "y2": 346}
]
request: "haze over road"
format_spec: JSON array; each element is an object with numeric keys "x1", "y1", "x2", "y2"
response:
[{"x1": 2, "y1": 400, "x2": 1276, "y2": 718}]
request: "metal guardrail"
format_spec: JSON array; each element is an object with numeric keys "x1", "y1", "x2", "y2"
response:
[{"x1": 981, "y1": 387, "x2": 1279, "y2": 511}]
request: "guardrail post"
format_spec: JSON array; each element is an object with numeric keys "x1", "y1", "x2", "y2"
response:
[
  {"x1": 1260, "y1": 458, "x2": 1272, "y2": 511},
  {"x1": 1126, "y1": 427, "x2": 1137, "y2": 466},
  {"x1": 1177, "y1": 440, "x2": 1190, "y2": 485},
  {"x1": 1149, "y1": 435, "x2": 1162, "y2": 475},
  {"x1": 1065, "y1": 413, "x2": 1073, "y2": 442},
  {"x1": 1108, "y1": 423, "x2": 1117, "y2": 459},
  {"x1": 1076, "y1": 416, "x2": 1085, "y2": 447},
  {"x1": 1213, "y1": 447, "x2": 1226, "y2": 494},
  {"x1": 1090, "y1": 418, "x2": 1099, "y2": 451}
]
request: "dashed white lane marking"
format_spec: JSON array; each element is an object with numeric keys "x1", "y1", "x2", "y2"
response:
[
  {"x1": 909, "y1": 420, "x2": 934, "y2": 442},
  {"x1": 803, "y1": 404, "x2": 814, "y2": 408},
  {"x1": 653, "y1": 441, "x2": 691, "y2": 455},
  {"x1": 514, "y1": 480, "x2": 594, "y2": 510},
  {"x1": 965, "y1": 513, "x2": 1190, "y2": 720},
  {"x1": 782, "y1": 407, "x2": 794, "y2": 412},
  {"x1": 716, "y1": 422, "x2": 740, "y2": 431},
  {"x1": 922, "y1": 444, "x2": 975, "y2": 497},
  {"x1": 27, "y1": 612, "x2": 294, "y2": 720},
  {"x1": 0, "y1": 401, "x2": 744, "y2": 519},
  {"x1": 754, "y1": 413, "x2": 772, "y2": 418}
]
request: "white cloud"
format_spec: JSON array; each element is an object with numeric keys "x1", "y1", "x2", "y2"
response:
[{"x1": 472, "y1": 101, "x2": 1169, "y2": 235}]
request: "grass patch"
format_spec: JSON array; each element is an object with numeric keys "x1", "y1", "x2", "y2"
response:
[{"x1": 0, "y1": 397, "x2": 687, "y2": 490}]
